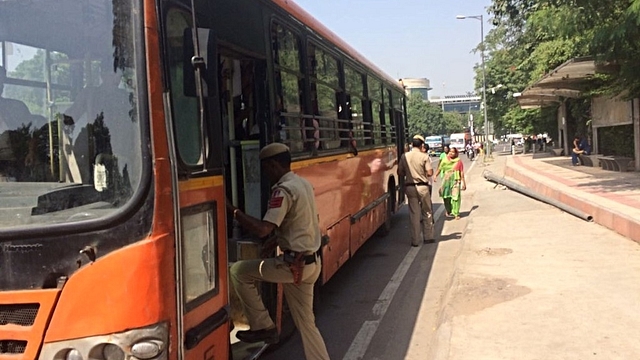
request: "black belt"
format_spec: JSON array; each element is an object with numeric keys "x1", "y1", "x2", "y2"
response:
[
  {"x1": 405, "y1": 183, "x2": 429, "y2": 186},
  {"x1": 283, "y1": 250, "x2": 317, "y2": 264}
]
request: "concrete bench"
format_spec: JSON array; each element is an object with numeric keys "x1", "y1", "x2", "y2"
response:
[
  {"x1": 578, "y1": 154, "x2": 601, "y2": 167},
  {"x1": 549, "y1": 148, "x2": 564, "y2": 156},
  {"x1": 598, "y1": 156, "x2": 634, "y2": 172}
]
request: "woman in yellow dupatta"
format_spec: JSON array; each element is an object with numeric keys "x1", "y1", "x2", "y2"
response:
[{"x1": 436, "y1": 148, "x2": 467, "y2": 219}]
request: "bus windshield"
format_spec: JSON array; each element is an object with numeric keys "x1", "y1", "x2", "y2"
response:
[{"x1": 0, "y1": 0, "x2": 144, "y2": 229}]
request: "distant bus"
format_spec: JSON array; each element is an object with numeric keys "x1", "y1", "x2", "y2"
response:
[{"x1": 425, "y1": 135, "x2": 446, "y2": 156}]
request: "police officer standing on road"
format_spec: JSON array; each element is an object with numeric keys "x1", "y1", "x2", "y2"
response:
[
  {"x1": 227, "y1": 143, "x2": 330, "y2": 360},
  {"x1": 398, "y1": 135, "x2": 435, "y2": 246}
]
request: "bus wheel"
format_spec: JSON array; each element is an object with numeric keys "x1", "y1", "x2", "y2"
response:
[{"x1": 379, "y1": 182, "x2": 396, "y2": 235}]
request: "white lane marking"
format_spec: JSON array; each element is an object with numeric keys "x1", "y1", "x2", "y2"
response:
[{"x1": 342, "y1": 207, "x2": 444, "y2": 360}]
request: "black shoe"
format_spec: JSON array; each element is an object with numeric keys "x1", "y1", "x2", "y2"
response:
[
  {"x1": 411, "y1": 243, "x2": 420, "y2": 247},
  {"x1": 424, "y1": 238, "x2": 436, "y2": 244},
  {"x1": 236, "y1": 328, "x2": 279, "y2": 344}
]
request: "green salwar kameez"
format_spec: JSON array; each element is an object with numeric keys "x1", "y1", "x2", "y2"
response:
[{"x1": 438, "y1": 156, "x2": 463, "y2": 217}]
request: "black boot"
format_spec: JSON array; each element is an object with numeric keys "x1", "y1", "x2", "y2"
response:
[{"x1": 236, "y1": 328, "x2": 279, "y2": 344}]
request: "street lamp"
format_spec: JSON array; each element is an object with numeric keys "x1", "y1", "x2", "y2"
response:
[{"x1": 456, "y1": 14, "x2": 491, "y2": 159}]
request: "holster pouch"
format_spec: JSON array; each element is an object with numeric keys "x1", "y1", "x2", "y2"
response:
[{"x1": 283, "y1": 251, "x2": 305, "y2": 286}]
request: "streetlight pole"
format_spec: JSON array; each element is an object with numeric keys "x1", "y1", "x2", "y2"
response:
[
  {"x1": 456, "y1": 14, "x2": 491, "y2": 159},
  {"x1": 441, "y1": 82, "x2": 445, "y2": 111}
]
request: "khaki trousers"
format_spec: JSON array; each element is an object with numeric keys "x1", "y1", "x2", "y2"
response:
[
  {"x1": 230, "y1": 255, "x2": 330, "y2": 360},
  {"x1": 405, "y1": 184, "x2": 434, "y2": 245}
]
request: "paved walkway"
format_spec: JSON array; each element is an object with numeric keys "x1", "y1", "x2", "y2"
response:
[
  {"x1": 428, "y1": 150, "x2": 640, "y2": 360},
  {"x1": 505, "y1": 152, "x2": 640, "y2": 244}
]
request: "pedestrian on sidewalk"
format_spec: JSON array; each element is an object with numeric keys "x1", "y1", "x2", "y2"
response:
[
  {"x1": 571, "y1": 135, "x2": 585, "y2": 166},
  {"x1": 227, "y1": 143, "x2": 330, "y2": 360},
  {"x1": 439, "y1": 144, "x2": 450, "y2": 163},
  {"x1": 420, "y1": 142, "x2": 434, "y2": 197},
  {"x1": 437, "y1": 148, "x2": 466, "y2": 220},
  {"x1": 398, "y1": 135, "x2": 435, "y2": 246},
  {"x1": 420, "y1": 141, "x2": 436, "y2": 225}
]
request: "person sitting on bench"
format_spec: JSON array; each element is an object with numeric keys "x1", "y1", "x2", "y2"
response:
[{"x1": 571, "y1": 135, "x2": 590, "y2": 166}]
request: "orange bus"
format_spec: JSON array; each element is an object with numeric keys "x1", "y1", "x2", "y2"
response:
[{"x1": 0, "y1": 0, "x2": 407, "y2": 359}]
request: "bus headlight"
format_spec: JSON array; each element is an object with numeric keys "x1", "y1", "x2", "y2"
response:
[
  {"x1": 102, "y1": 343, "x2": 125, "y2": 360},
  {"x1": 65, "y1": 349, "x2": 83, "y2": 360},
  {"x1": 131, "y1": 340, "x2": 163, "y2": 359},
  {"x1": 39, "y1": 322, "x2": 168, "y2": 360}
]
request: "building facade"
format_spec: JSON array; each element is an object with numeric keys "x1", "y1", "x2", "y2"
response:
[
  {"x1": 401, "y1": 78, "x2": 432, "y2": 101},
  {"x1": 429, "y1": 94, "x2": 480, "y2": 113}
]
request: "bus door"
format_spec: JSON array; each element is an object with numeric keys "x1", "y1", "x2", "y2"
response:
[
  {"x1": 163, "y1": 7, "x2": 230, "y2": 360},
  {"x1": 217, "y1": 48, "x2": 272, "y2": 323},
  {"x1": 218, "y1": 49, "x2": 269, "y2": 226}
]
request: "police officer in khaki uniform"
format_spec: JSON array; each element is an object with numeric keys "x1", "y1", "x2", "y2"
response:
[
  {"x1": 398, "y1": 135, "x2": 435, "y2": 246},
  {"x1": 227, "y1": 143, "x2": 330, "y2": 360}
]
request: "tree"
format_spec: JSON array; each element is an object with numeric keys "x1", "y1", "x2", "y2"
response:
[
  {"x1": 6, "y1": 49, "x2": 71, "y2": 117},
  {"x1": 406, "y1": 93, "x2": 443, "y2": 136},
  {"x1": 489, "y1": 0, "x2": 640, "y2": 97},
  {"x1": 442, "y1": 112, "x2": 466, "y2": 134}
]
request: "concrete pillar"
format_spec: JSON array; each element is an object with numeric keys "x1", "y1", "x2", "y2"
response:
[
  {"x1": 557, "y1": 101, "x2": 569, "y2": 155},
  {"x1": 634, "y1": 98, "x2": 640, "y2": 171}
]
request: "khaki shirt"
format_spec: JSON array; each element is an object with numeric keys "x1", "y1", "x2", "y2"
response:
[
  {"x1": 263, "y1": 171, "x2": 320, "y2": 253},
  {"x1": 399, "y1": 148, "x2": 432, "y2": 185}
]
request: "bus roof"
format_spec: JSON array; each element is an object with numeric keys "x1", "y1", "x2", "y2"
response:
[{"x1": 271, "y1": 0, "x2": 404, "y2": 92}]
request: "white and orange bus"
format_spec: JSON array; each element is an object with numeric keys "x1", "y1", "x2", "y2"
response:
[{"x1": 0, "y1": 0, "x2": 407, "y2": 359}]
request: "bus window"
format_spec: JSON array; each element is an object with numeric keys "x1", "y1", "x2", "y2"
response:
[
  {"x1": 271, "y1": 23, "x2": 305, "y2": 154},
  {"x1": 345, "y1": 64, "x2": 365, "y2": 147},
  {"x1": 367, "y1": 75, "x2": 383, "y2": 145},
  {"x1": 0, "y1": 0, "x2": 144, "y2": 229},
  {"x1": 307, "y1": 42, "x2": 342, "y2": 151},
  {"x1": 390, "y1": 90, "x2": 404, "y2": 143},
  {"x1": 165, "y1": 9, "x2": 202, "y2": 166},
  {"x1": 384, "y1": 88, "x2": 394, "y2": 144}
]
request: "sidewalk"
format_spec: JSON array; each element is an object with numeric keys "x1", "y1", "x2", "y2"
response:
[
  {"x1": 505, "y1": 152, "x2": 640, "y2": 244},
  {"x1": 431, "y1": 151, "x2": 640, "y2": 360}
]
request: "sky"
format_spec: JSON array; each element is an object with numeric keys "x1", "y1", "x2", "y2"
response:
[{"x1": 295, "y1": 0, "x2": 493, "y2": 99}]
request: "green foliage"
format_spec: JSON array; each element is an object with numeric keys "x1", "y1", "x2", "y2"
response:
[
  {"x1": 5, "y1": 49, "x2": 71, "y2": 117},
  {"x1": 597, "y1": 124, "x2": 634, "y2": 157},
  {"x1": 475, "y1": 0, "x2": 631, "y2": 136},
  {"x1": 489, "y1": 0, "x2": 640, "y2": 98},
  {"x1": 443, "y1": 112, "x2": 466, "y2": 133},
  {"x1": 406, "y1": 93, "x2": 467, "y2": 137},
  {"x1": 406, "y1": 93, "x2": 442, "y2": 136}
]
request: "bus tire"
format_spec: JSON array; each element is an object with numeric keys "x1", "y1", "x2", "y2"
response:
[{"x1": 379, "y1": 181, "x2": 396, "y2": 235}]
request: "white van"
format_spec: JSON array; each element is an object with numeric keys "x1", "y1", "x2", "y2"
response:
[
  {"x1": 506, "y1": 133, "x2": 524, "y2": 146},
  {"x1": 449, "y1": 133, "x2": 467, "y2": 153}
]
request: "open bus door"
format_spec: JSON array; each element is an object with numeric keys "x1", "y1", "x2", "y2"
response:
[
  {"x1": 163, "y1": 7, "x2": 231, "y2": 360},
  {"x1": 217, "y1": 47, "x2": 297, "y2": 359}
]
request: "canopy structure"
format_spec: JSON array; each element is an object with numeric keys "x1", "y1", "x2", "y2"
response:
[{"x1": 515, "y1": 57, "x2": 612, "y2": 109}]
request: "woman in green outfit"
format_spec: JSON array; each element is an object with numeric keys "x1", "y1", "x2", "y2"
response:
[
  {"x1": 436, "y1": 148, "x2": 466, "y2": 219},
  {"x1": 439, "y1": 145, "x2": 450, "y2": 162}
]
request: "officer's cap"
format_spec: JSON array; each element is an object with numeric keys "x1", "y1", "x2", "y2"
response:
[
  {"x1": 413, "y1": 134, "x2": 425, "y2": 142},
  {"x1": 259, "y1": 143, "x2": 290, "y2": 160}
]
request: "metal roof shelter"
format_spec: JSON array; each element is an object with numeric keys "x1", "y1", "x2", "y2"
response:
[{"x1": 515, "y1": 57, "x2": 610, "y2": 109}]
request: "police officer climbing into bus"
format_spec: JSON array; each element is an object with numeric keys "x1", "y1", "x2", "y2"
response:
[
  {"x1": 398, "y1": 135, "x2": 435, "y2": 246},
  {"x1": 226, "y1": 143, "x2": 331, "y2": 360}
]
